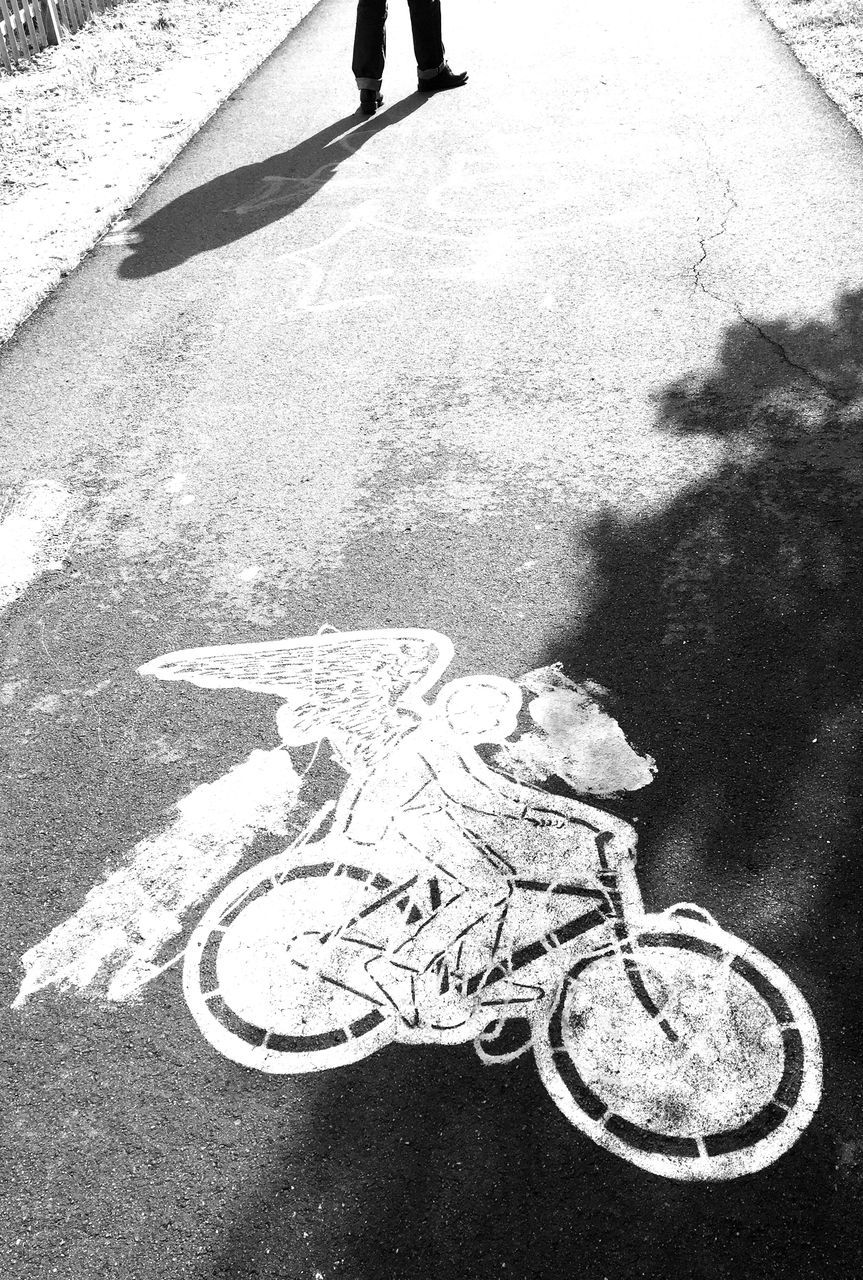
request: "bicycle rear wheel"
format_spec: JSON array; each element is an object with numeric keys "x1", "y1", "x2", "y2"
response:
[
  {"x1": 183, "y1": 854, "x2": 399, "y2": 1074},
  {"x1": 534, "y1": 911, "x2": 822, "y2": 1179}
]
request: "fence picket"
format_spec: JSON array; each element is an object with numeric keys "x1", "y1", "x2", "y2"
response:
[
  {"x1": 54, "y1": 0, "x2": 77, "y2": 33},
  {"x1": 0, "y1": 1, "x2": 14, "y2": 71},
  {"x1": 5, "y1": 0, "x2": 30, "y2": 55},
  {"x1": 18, "y1": 0, "x2": 40, "y2": 50},
  {"x1": 41, "y1": 0, "x2": 61, "y2": 44},
  {"x1": 34, "y1": 0, "x2": 51, "y2": 45},
  {"x1": 0, "y1": 0, "x2": 114, "y2": 69},
  {"x1": 27, "y1": 0, "x2": 48, "y2": 46}
]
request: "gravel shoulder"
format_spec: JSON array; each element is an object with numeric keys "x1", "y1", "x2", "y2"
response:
[{"x1": 0, "y1": 0, "x2": 321, "y2": 344}]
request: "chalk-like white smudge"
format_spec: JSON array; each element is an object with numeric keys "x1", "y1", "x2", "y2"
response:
[
  {"x1": 493, "y1": 664, "x2": 657, "y2": 797},
  {"x1": 13, "y1": 747, "x2": 303, "y2": 1007},
  {"x1": 0, "y1": 480, "x2": 79, "y2": 610},
  {"x1": 227, "y1": 173, "x2": 324, "y2": 217},
  {"x1": 100, "y1": 219, "x2": 141, "y2": 248},
  {"x1": 276, "y1": 202, "x2": 394, "y2": 312}
]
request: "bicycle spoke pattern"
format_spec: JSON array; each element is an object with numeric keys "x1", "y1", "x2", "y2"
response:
[
  {"x1": 183, "y1": 860, "x2": 401, "y2": 1072},
  {"x1": 535, "y1": 916, "x2": 822, "y2": 1179}
]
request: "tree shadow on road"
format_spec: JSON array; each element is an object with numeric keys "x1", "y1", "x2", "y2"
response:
[
  {"x1": 202, "y1": 290, "x2": 863, "y2": 1279},
  {"x1": 551, "y1": 289, "x2": 863, "y2": 989},
  {"x1": 117, "y1": 94, "x2": 428, "y2": 280}
]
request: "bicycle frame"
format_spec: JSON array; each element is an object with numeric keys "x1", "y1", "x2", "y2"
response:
[
  {"x1": 350, "y1": 835, "x2": 656, "y2": 1033},
  {"x1": 461, "y1": 857, "x2": 654, "y2": 1015}
]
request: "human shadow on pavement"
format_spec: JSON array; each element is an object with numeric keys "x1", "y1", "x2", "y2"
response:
[
  {"x1": 204, "y1": 291, "x2": 863, "y2": 1279},
  {"x1": 117, "y1": 94, "x2": 427, "y2": 279}
]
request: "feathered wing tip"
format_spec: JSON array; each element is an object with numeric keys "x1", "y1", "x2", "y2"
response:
[
  {"x1": 137, "y1": 650, "x2": 238, "y2": 689},
  {"x1": 138, "y1": 628, "x2": 455, "y2": 766}
]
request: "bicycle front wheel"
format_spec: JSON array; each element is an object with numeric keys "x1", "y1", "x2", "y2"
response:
[
  {"x1": 183, "y1": 854, "x2": 399, "y2": 1074},
  {"x1": 534, "y1": 911, "x2": 822, "y2": 1180}
]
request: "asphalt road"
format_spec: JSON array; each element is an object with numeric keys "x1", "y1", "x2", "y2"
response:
[{"x1": 3, "y1": 0, "x2": 863, "y2": 1275}]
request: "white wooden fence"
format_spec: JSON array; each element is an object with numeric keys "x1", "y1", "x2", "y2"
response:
[{"x1": 0, "y1": 0, "x2": 116, "y2": 72}]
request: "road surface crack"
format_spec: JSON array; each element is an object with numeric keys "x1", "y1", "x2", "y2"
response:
[
  {"x1": 692, "y1": 179, "x2": 844, "y2": 403},
  {"x1": 691, "y1": 177, "x2": 738, "y2": 296}
]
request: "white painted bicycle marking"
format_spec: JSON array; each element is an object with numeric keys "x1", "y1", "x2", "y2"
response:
[{"x1": 13, "y1": 627, "x2": 823, "y2": 1181}]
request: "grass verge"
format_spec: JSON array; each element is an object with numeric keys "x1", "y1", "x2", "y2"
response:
[{"x1": 753, "y1": 0, "x2": 863, "y2": 137}]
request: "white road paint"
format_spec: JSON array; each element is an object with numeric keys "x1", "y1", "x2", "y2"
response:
[
  {"x1": 13, "y1": 747, "x2": 303, "y2": 1007},
  {"x1": 271, "y1": 200, "x2": 481, "y2": 314},
  {"x1": 533, "y1": 909, "x2": 824, "y2": 1180},
  {"x1": 276, "y1": 201, "x2": 394, "y2": 312},
  {"x1": 14, "y1": 627, "x2": 822, "y2": 1179},
  {"x1": 0, "y1": 480, "x2": 79, "y2": 610},
  {"x1": 225, "y1": 129, "x2": 606, "y2": 315},
  {"x1": 142, "y1": 630, "x2": 824, "y2": 1177},
  {"x1": 491, "y1": 664, "x2": 657, "y2": 797},
  {"x1": 237, "y1": 127, "x2": 589, "y2": 314}
]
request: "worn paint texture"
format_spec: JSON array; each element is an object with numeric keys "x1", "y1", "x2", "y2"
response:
[
  {"x1": 0, "y1": 480, "x2": 80, "y2": 610},
  {"x1": 14, "y1": 748, "x2": 302, "y2": 1006},
  {"x1": 14, "y1": 627, "x2": 822, "y2": 1181}
]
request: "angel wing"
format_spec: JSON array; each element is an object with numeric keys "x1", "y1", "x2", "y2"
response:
[{"x1": 138, "y1": 628, "x2": 454, "y2": 770}]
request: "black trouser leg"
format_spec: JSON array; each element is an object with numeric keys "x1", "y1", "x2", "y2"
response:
[
  {"x1": 353, "y1": 0, "x2": 387, "y2": 89},
  {"x1": 408, "y1": 0, "x2": 445, "y2": 77}
]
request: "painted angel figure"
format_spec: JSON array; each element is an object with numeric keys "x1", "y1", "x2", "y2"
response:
[
  {"x1": 18, "y1": 629, "x2": 824, "y2": 1182},
  {"x1": 141, "y1": 628, "x2": 650, "y2": 1036}
]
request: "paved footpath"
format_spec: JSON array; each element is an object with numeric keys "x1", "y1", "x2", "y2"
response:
[{"x1": 3, "y1": 0, "x2": 863, "y2": 1275}]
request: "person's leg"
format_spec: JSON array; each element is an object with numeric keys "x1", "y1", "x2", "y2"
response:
[
  {"x1": 352, "y1": 0, "x2": 387, "y2": 92},
  {"x1": 365, "y1": 885, "x2": 511, "y2": 1026},
  {"x1": 408, "y1": 0, "x2": 468, "y2": 92},
  {"x1": 406, "y1": 0, "x2": 444, "y2": 80}
]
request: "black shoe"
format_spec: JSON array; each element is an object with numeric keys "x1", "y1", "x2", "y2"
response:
[
  {"x1": 359, "y1": 89, "x2": 383, "y2": 115},
  {"x1": 418, "y1": 64, "x2": 468, "y2": 94}
]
